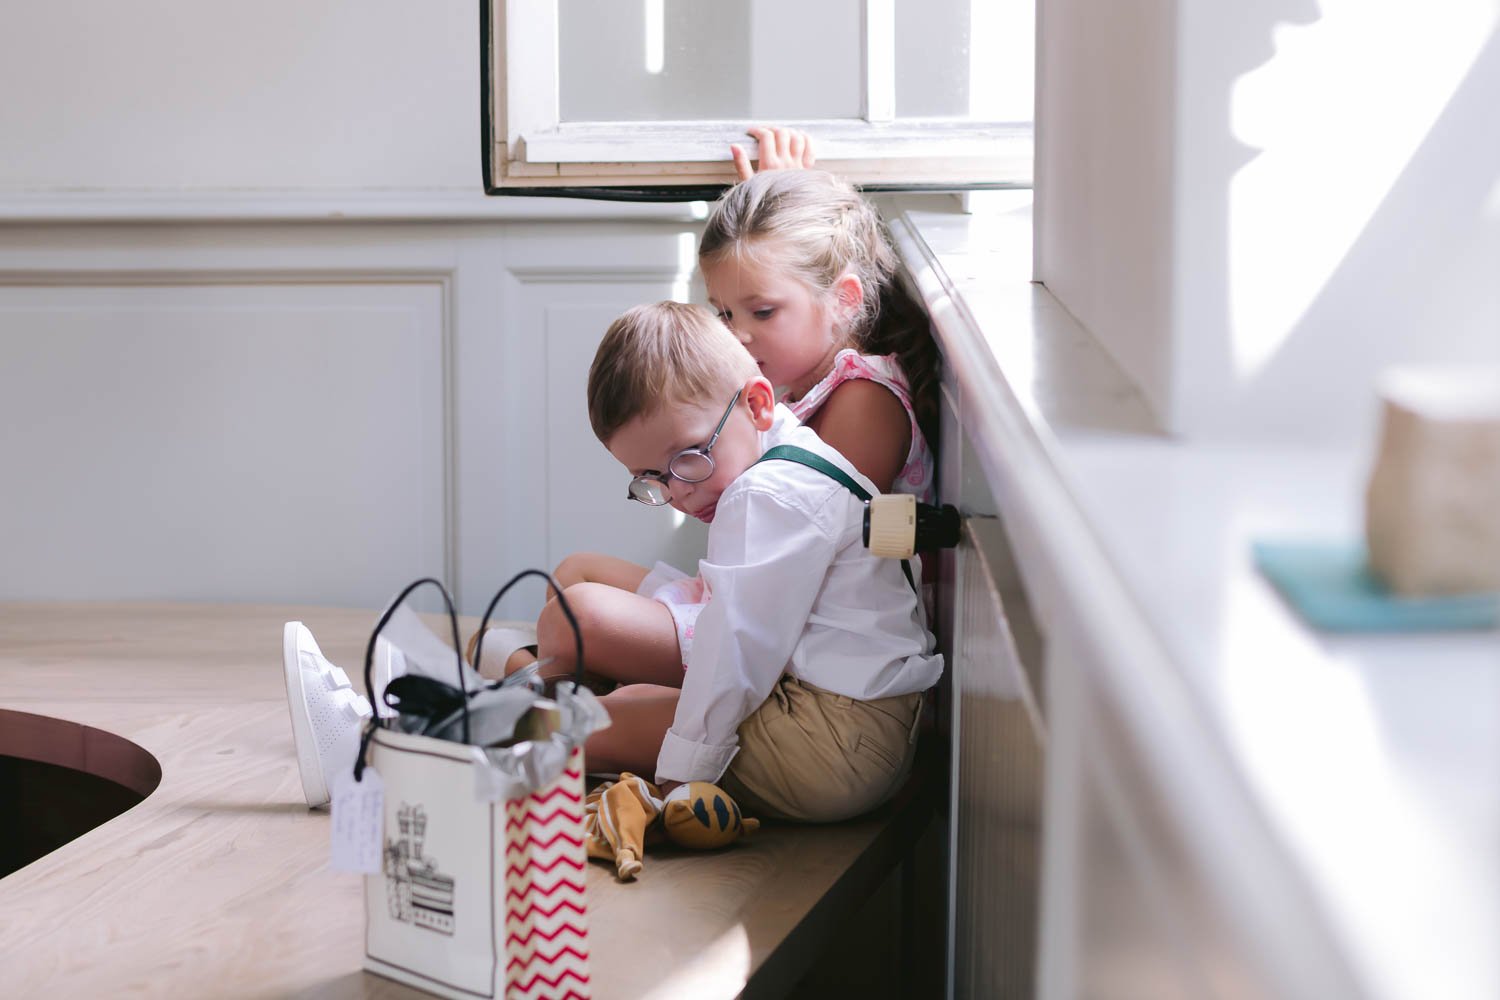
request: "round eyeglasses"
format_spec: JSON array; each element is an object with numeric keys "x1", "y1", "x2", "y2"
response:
[{"x1": 627, "y1": 388, "x2": 742, "y2": 506}]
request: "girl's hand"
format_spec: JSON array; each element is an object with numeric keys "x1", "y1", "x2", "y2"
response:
[{"x1": 730, "y1": 125, "x2": 816, "y2": 181}]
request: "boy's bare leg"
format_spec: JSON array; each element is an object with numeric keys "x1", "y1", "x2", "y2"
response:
[
  {"x1": 498, "y1": 553, "x2": 654, "y2": 676},
  {"x1": 533, "y1": 582, "x2": 684, "y2": 688},
  {"x1": 585, "y1": 684, "x2": 679, "y2": 775}
]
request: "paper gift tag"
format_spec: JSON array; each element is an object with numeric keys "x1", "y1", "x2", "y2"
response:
[{"x1": 330, "y1": 767, "x2": 384, "y2": 874}]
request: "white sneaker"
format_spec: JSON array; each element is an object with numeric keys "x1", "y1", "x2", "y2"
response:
[
  {"x1": 282, "y1": 621, "x2": 395, "y2": 809},
  {"x1": 472, "y1": 624, "x2": 539, "y2": 680}
]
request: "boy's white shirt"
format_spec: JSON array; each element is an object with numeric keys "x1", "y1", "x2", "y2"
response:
[{"x1": 655, "y1": 404, "x2": 943, "y2": 785}]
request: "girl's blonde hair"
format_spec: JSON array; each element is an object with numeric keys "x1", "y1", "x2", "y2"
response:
[
  {"x1": 698, "y1": 170, "x2": 939, "y2": 444},
  {"x1": 587, "y1": 301, "x2": 756, "y2": 444}
]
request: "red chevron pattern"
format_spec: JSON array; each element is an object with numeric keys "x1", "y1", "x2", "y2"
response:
[
  {"x1": 505, "y1": 877, "x2": 585, "y2": 905},
  {"x1": 504, "y1": 852, "x2": 585, "y2": 880},
  {"x1": 505, "y1": 828, "x2": 586, "y2": 854},
  {"x1": 506, "y1": 943, "x2": 588, "y2": 973},
  {"x1": 506, "y1": 920, "x2": 586, "y2": 949},
  {"x1": 517, "y1": 773, "x2": 583, "y2": 811},
  {"x1": 504, "y1": 749, "x2": 590, "y2": 1000},
  {"x1": 505, "y1": 895, "x2": 586, "y2": 923},
  {"x1": 510, "y1": 803, "x2": 586, "y2": 828}
]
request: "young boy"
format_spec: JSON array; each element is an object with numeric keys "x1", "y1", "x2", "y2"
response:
[{"x1": 556, "y1": 301, "x2": 942, "y2": 822}]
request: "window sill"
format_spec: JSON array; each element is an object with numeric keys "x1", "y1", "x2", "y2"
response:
[{"x1": 888, "y1": 192, "x2": 1498, "y2": 1000}]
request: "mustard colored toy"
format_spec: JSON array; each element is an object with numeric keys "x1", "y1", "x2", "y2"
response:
[
  {"x1": 661, "y1": 781, "x2": 760, "y2": 849},
  {"x1": 584, "y1": 774, "x2": 662, "y2": 881},
  {"x1": 584, "y1": 774, "x2": 759, "y2": 881}
]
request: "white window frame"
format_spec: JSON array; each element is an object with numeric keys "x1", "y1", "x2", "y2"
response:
[{"x1": 483, "y1": 0, "x2": 1033, "y2": 192}]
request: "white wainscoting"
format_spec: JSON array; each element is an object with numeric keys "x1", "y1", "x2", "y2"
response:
[{"x1": 0, "y1": 218, "x2": 705, "y2": 616}]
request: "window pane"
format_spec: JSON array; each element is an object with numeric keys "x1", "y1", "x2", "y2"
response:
[
  {"x1": 559, "y1": 0, "x2": 862, "y2": 123},
  {"x1": 895, "y1": 0, "x2": 1034, "y2": 121}
]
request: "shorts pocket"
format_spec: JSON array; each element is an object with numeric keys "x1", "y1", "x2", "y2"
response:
[{"x1": 854, "y1": 732, "x2": 901, "y2": 774}]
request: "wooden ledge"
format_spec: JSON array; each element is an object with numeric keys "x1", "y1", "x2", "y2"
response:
[{"x1": 0, "y1": 603, "x2": 934, "y2": 998}]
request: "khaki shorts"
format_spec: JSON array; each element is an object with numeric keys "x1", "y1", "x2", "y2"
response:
[{"x1": 721, "y1": 675, "x2": 924, "y2": 823}]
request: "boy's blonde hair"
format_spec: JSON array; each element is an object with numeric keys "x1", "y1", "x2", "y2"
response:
[{"x1": 587, "y1": 301, "x2": 758, "y2": 444}]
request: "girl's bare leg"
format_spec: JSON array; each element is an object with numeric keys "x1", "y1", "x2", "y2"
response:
[
  {"x1": 585, "y1": 684, "x2": 680, "y2": 775},
  {"x1": 532, "y1": 582, "x2": 684, "y2": 688},
  {"x1": 550, "y1": 552, "x2": 651, "y2": 595},
  {"x1": 498, "y1": 553, "x2": 654, "y2": 676}
]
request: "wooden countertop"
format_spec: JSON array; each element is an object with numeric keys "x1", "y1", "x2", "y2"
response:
[{"x1": 0, "y1": 603, "x2": 913, "y2": 999}]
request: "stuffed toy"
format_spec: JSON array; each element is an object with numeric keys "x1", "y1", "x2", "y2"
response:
[
  {"x1": 584, "y1": 773, "x2": 759, "y2": 881},
  {"x1": 660, "y1": 781, "x2": 759, "y2": 849}
]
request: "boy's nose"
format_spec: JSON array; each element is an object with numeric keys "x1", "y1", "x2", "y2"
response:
[{"x1": 730, "y1": 324, "x2": 752, "y2": 345}]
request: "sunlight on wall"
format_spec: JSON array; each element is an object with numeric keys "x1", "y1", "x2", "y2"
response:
[
  {"x1": 644, "y1": 0, "x2": 664, "y2": 75},
  {"x1": 1486, "y1": 174, "x2": 1500, "y2": 218},
  {"x1": 1228, "y1": 0, "x2": 1500, "y2": 379},
  {"x1": 674, "y1": 230, "x2": 696, "y2": 303},
  {"x1": 969, "y1": 0, "x2": 1034, "y2": 122}
]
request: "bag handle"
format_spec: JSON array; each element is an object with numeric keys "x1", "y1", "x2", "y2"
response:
[
  {"x1": 472, "y1": 568, "x2": 586, "y2": 689},
  {"x1": 352, "y1": 570, "x2": 587, "y2": 782},
  {"x1": 355, "y1": 577, "x2": 465, "y2": 780}
]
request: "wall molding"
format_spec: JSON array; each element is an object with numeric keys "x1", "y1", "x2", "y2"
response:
[{"x1": 0, "y1": 190, "x2": 705, "y2": 225}]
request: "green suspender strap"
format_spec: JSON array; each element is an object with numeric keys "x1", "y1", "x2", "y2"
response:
[{"x1": 755, "y1": 445, "x2": 918, "y2": 595}]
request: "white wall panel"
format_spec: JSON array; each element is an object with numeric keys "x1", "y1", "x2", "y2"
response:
[{"x1": 0, "y1": 280, "x2": 447, "y2": 608}]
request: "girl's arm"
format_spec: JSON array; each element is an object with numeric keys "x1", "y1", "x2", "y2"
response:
[{"x1": 803, "y1": 379, "x2": 912, "y2": 494}]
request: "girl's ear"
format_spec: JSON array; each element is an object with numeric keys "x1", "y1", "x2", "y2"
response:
[
  {"x1": 745, "y1": 375, "x2": 777, "y2": 431},
  {"x1": 833, "y1": 272, "x2": 864, "y2": 326}
]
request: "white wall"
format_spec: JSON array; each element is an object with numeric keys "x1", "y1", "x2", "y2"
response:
[
  {"x1": 0, "y1": 0, "x2": 477, "y2": 193},
  {"x1": 1034, "y1": 0, "x2": 1176, "y2": 428},
  {"x1": 0, "y1": 2, "x2": 707, "y2": 618},
  {"x1": 1037, "y1": 0, "x2": 1500, "y2": 443}
]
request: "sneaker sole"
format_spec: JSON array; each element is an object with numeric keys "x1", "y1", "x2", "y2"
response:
[{"x1": 282, "y1": 621, "x2": 331, "y2": 809}]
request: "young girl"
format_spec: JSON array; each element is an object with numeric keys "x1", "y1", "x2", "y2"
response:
[{"x1": 499, "y1": 166, "x2": 940, "y2": 683}]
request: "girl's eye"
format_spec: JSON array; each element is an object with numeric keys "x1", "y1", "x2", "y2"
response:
[
  {"x1": 752, "y1": 308, "x2": 775, "y2": 320},
  {"x1": 716, "y1": 309, "x2": 732, "y2": 323}
]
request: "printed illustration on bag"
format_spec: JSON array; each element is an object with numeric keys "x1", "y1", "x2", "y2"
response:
[{"x1": 384, "y1": 804, "x2": 456, "y2": 935}]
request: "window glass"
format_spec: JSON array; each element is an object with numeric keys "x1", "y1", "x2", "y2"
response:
[
  {"x1": 894, "y1": 0, "x2": 970, "y2": 117},
  {"x1": 558, "y1": 0, "x2": 862, "y2": 122}
]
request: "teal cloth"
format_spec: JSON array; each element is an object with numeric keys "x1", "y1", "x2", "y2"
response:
[{"x1": 1252, "y1": 540, "x2": 1499, "y2": 632}]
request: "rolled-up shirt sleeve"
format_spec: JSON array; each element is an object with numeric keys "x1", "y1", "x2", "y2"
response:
[{"x1": 655, "y1": 483, "x2": 840, "y2": 784}]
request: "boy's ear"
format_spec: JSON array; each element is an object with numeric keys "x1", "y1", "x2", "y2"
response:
[
  {"x1": 745, "y1": 375, "x2": 777, "y2": 431},
  {"x1": 833, "y1": 272, "x2": 864, "y2": 324}
]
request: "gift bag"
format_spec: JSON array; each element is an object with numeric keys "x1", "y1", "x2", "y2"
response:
[{"x1": 350, "y1": 573, "x2": 604, "y2": 1000}]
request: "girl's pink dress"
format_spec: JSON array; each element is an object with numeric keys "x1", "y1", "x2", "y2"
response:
[{"x1": 637, "y1": 349, "x2": 934, "y2": 667}]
